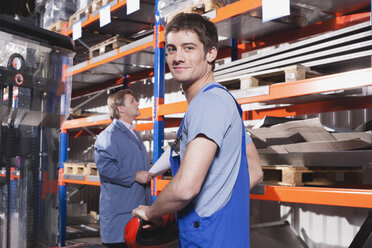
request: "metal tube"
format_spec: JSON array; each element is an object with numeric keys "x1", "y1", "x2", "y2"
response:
[
  {"x1": 59, "y1": 131, "x2": 68, "y2": 246},
  {"x1": 153, "y1": 0, "x2": 166, "y2": 199}
]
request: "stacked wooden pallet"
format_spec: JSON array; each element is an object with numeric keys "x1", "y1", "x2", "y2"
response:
[
  {"x1": 160, "y1": 0, "x2": 224, "y2": 23},
  {"x1": 249, "y1": 117, "x2": 372, "y2": 186},
  {"x1": 64, "y1": 162, "x2": 98, "y2": 176},
  {"x1": 215, "y1": 21, "x2": 372, "y2": 89},
  {"x1": 69, "y1": 5, "x2": 92, "y2": 26},
  {"x1": 69, "y1": 0, "x2": 114, "y2": 26},
  {"x1": 89, "y1": 35, "x2": 128, "y2": 58},
  {"x1": 262, "y1": 165, "x2": 362, "y2": 186},
  {"x1": 91, "y1": 0, "x2": 114, "y2": 13},
  {"x1": 46, "y1": 20, "x2": 68, "y2": 33}
]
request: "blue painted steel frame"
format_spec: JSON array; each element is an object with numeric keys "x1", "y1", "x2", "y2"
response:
[
  {"x1": 152, "y1": 0, "x2": 166, "y2": 199},
  {"x1": 59, "y1": 131, "x2": 68, "y2": 246}
]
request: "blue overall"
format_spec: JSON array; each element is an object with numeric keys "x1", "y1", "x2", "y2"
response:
[{"x1": 170, "y1": 85, "x2": 250, "y2": 247}]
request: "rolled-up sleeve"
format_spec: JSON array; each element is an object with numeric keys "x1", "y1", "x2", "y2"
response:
[{"x1": 186, "y1": 93, "x2": 232, "y2": 149}]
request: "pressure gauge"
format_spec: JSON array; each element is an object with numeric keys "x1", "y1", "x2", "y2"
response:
[
  {"x1": 8, "y1": 53, "x2": 25, "y2": 71},
  {"x1": 12, "y1": 56, "x2": 23, "y2": 70}
]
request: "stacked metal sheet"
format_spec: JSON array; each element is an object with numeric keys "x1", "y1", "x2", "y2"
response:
[{"x1": 214, "y1": 21, "x2": 372, "y2": 84}]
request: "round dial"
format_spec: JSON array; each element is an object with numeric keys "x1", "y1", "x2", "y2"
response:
[{"x1": 12, "y1": 56, "x2": 23, "y2": 70}]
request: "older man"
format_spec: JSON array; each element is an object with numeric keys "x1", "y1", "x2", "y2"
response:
[{"x1": 95, "y1": 89, "x2": 153, "y2": 248}]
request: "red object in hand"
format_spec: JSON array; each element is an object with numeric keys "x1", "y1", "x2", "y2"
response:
[{"x1": 124, "y1": 214, "x2": 178, "y2": 248}]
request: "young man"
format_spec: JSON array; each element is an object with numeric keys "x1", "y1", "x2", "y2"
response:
[
  {"x1": 133, "y1": 13, "x2": 262, "y2": 247},
  {"x1": 95, "y1": 89, "x2": 153, "y2": 248}
]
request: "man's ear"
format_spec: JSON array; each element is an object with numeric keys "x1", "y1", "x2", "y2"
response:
[
  {"x1": 117, "y1": 105, "x2": 125, "y2": 114},
  {"x1": 206, "y1": 46, "x2": 218, "y2": 63}
]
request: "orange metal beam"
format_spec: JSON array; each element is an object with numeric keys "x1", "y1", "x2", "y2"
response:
[
  {"x1": 251, "y1": 185, "x2": 372, "y2": 209},
  {"x1": 158, "y1": 101, "x2": 188, "y2": 116},
  {"x1": 237, "y1": 67, "x2": 372, "y2": 105},
  {"x1": 135, "y1": 122, "x2": 153, "y2": 131},
  {"x1": 62, "y1": 177, "x2": 100, "y2": 186},
  {"x1": 65, "y1": 0, "x2": 128, "y2": 36},
  {"x1": 59, "y1": 176, "x2": 372, "y2": 208},
  {"x1": 65, "y1": 118, "x2": 181, "y2": 133},
  {"x1": 152, "y1": 179, "x2": 170, "y2": 196},
  {"x1": 137, "y1": 106, "x2": 152, "y2": 119},
  {"x1": 68, "y1": 40, "x2": 154, "y2": 76},
  {"x1": 61, "y1": 117, "x2": 111, "y2": 131},
  {"x1": 151, "y1": 179, "x2": 372, "y2": 208},
  {"x1": 135, "y1": 118, "x2": 183, "y2": 131},
  {"x1": 243, "y1": 95, "x2": 372, "y2": 120},
  {"x1": 211, "y1": 0, "x2": 261, "y2": 23},
  {"x1": 62, "y1": 105, "x2": 151, "y2": 131}
]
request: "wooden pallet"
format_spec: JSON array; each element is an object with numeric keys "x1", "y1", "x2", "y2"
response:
[
  {"x1": 64, "y1": 162, "x2": 98, "y2": 176},
  {"x1": 46, "y1": 20, "x2": 68, "y2": 33},
  {"x1": 64, "y1": 162, "x2": 86, "y2": 175},
  {"x1": 167, "y1": 0, "x2": 224, "y2": 22},
  {"x1": 236, "y1": 64, "x2": 321, "y2": 89},
  {"x1": 262, "y1": 165, "x2": 363, "y2": 186},
  {"x1": 69, "y1": 5, "x2": 93, "y2": 26},
  {"x1": 92, "y1": 0, "x2": 114, "y2": 13},
  {"x1": 185, "y1": 0, "x2": 223, "y2": 13},
  {"x1": 85, "y1": 163, "x2": 98, "y2": 176},
  {"x1": 89, "y1": 36, "x2": 127, "y2": 58}
]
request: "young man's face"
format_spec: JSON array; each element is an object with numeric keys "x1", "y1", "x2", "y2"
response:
[
  {"x1": 166, "y1": 30, "x2": 213, "y2": 85},
  {"x1": 118, "y1": 94, "x2": 140, "y2": 119}
]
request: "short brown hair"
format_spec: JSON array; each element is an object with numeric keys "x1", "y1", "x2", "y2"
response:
[
  {"x1": 107, "y1": 89, "x2": 133, "y2": 120},
  {"x1": 165, "y1": 13, "x2": 218, "y2": 68}
]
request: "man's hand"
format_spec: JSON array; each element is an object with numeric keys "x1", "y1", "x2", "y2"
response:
[
  {"x1": 135, "y1": 171, "x2": 154, "y2": 184},
  {"x1": 132, "y1": 205, "x2": 161, "y2": 229}
]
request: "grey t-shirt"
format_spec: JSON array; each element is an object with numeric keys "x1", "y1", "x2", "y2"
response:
[{"x1": 180, "y1": 82, "x2": 243, "y2": 217}]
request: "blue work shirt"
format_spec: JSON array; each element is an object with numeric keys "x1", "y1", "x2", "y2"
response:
[{"x1": 180, "y1": 82, "x2": 243, "y2": 217}]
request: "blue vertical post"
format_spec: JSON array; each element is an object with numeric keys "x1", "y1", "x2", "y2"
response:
[
  {"x1": 152, "y1": 0, "x2": 166, "y2": 200},
  {"x1": 59, "y1": 130, "x2": 68, "y2": 246},
  {"x1": 231, "y1": 38, "x2": 238, "y2": 61},
  {"x1": 9, "y1": 168, "x2": 16, "y2": 221}
]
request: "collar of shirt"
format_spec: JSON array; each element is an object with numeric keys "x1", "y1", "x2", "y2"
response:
[
  {"x1": 120, "y1": 120, "x2": 136, "y2": 131},
  {"x1": 119, "y1": 120, "x2": 138, "y2": 141},
  {"x1": 119, "y1": 120, "x2": 138, "y2": 140}
]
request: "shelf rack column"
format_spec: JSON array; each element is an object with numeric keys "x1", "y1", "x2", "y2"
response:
[
  {"x1": 58, "y1": 129, "x2": 68, "y2": 246},
  {"x1": 152, "y1": 0, "x2": 166, "y2": 198}
]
